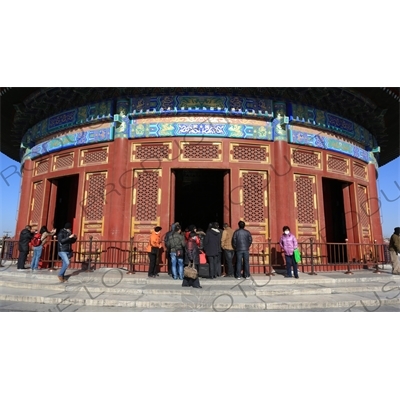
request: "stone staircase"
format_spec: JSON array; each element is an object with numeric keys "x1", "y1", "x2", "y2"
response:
[{"x1": 0, "y1": 263, "x2": 399, "y2": 311}]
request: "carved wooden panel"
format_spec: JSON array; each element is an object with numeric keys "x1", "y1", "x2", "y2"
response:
[
  {"x1": 353, "y1": 162, "x2": 367, "y2": 180},
  {"x1": 30, "y1": 181, "x2": 44, "y2": 228},
  {"x1": 230, "y1": 143, "x2": 269, "y2": 163},
  {"x1": 80, "y1": 147, "x2": 109, "y2": 165},
  {"x1": 291, "y1": 148, "x2": 321, "y2": 169},
  {"x1": 132, "y1": 143, "x2": 171, "y2": 161},
  {"x1": 180, "y1": 142, "x2": 222, "y2": 161},
  {"x1": 81, "y1": 172, "x2": 107, "y2": 251},
  {"x1": 326, "y1": 154, "x2": 349, "y2": 175},
  {"x1": 35, "y1": 159, "x2": 49, "y2": 175},
  {"x1": 53, "y1": 153, "x2": 74, "y2": 171},
  {"x1": 131, "y1": 169, "x2": 161, "y2": 236},
  {"x1": 357, "y1": 184, "x2": 371, "y2": 243},
  {"x1": 294, "y1": 174, "x2": 320, "y2": 249},
  {"x1": 238, "y1": 170, "x2": 269, "y2": 240}
]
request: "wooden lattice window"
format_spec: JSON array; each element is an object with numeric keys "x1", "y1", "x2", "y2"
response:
[
  {"x1": 182, "y1": 143, "x2": 220, "y2": 159},
  {"x1": 54, "y1": 153, "x2": 74, "y2": 170},
  {"x1": 136, "y1": 171, "x2": 159, "y2": 221},
  {"x1": 357, "y1": 185, "x2": 369, "y2": 228},
  {"x1": 232, "y1": 145, "x2": 267, "y2": 162},
  {"x1": 327, "y1": 155, "x2": 348, "y2": 174},
  {"x1": 85, "y1": 173, "x2": 106, "y2": 221},
  {"x1": 82, "y1": 149, "x2": 108, "y2": 164},
  {"x1": 243, "y1": 172, "x2": 265, "y2": 222},
  {"x1": 292, "y1": 150, "x2": 319, "y2": 167},
  {"x1": 134, "y1": 144, "x2": 169, "y2": 160},
  {"x1": 353, "y1": 163, "x2": 367, "y2": 179},
  {"x1": 36, "y1": 159, "x2": 49, "y2": 175},
  {"x1": 31, "y1": 181, "x2": 44, "y2": 225},
  {"x1": 295, "y1": 175, "x2": 315, "y2": 224}
]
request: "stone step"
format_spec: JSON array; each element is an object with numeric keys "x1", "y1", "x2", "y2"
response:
[
  {"x1": 1, "y1": 274, "x2": 398, "y2": 298},
  {"x1": 0, "y1": 267, "x2": 397, "y2": 286},
  {"x1": 0, "y1": 285, "x2": 399, "y2": 311}
]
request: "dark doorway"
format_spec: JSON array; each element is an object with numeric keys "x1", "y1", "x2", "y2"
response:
[
  {"x1": 174, "y1": 169, "x2": 225, "y2": 232},
  {"x1": 322, "y1": 178, "x2": 348, "y2": 263},
  {"x1": 51, "y1": 175, "x2": 79, "y2": 233}
]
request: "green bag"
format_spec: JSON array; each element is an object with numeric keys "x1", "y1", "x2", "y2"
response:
[{"x1": 293, "y1": 248, "x2": 301, "y2": 263}]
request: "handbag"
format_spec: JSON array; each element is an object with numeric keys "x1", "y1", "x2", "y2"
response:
[
  {"x1": 199, "y1": 250, "x2": 207, "y2": 264},
  {"x1": 184, "y1": 261, "x2": 198, "y2": 279},
  {"x1": 176, "y1": 248, "x2": 184, "y2": 258},
  {"x1": 293, "y1": 248, "x2": 301, "y2": 263}
]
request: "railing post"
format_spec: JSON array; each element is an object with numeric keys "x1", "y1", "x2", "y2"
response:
[
  {"x1": 48, "y1": 236, "x2": 58, "y2": 272},
  {"x1": 85, "y1": 236, "x2": 94, "y2": 273},
  {"x1": 309, "y1": 238, "x2": 317, "y2": 275},
  {"x1": 127, "y1": 236, "x2": 135, "y2": 274},
  {"x1": 344, "y1": 238, "x2": 353, "y2": 275},
  {"x1": 266, "y1": 238, "x2": 274, "y2": 276}
]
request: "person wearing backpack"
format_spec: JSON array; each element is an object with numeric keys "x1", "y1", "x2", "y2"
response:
[
  {"x1": 17, "y1": 225, "x2": 35, "y2": 270},
  {"x1": 30, "y1": 226, "x2": 56, "y2": 271},
  {"x1": 167, "y1": 224, "x2": 185, "y2": 280}
]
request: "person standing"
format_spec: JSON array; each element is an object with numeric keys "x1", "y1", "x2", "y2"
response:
[
  {"x1": 232, "y1": 221, "x2": 253, "y2": 279},
  {"x1": 164, "y1": 222, "x2": 179, "y2": 276},
  {"x1": 57, "y1": 223, "x2": 77, "y2": 282},
  {"x1": 17, "y1": 225, "x2": 34, "y2": 270},
  {"x1": 279, "y1": 225, "x2": 299, "y2": 279},
  {"x1": 203, "y1": 222, "x2": 222, "y2": 279},
  {"x1": 30, "y1": 226, "x2": 56, "y2": 271},
  {"x1": 389, "y1": 227, "x2": 400, "y2": 275},
  {"x1": 185, "y1": 228, "x2": 200, "y2": 271},
  {"x1": 221, "y1": 223, "x2": 234, "y2": 277},
  {"x1": 146, "y1": 226, "x2": 163, "y2": 278},
  {"x1": 167, "y1": 224, "x2": 186, "y2": 280}
]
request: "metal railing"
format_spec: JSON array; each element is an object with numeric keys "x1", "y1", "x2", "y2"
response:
[{"x1": 0, "y1": 236, "x2": 392, "y2": 275}]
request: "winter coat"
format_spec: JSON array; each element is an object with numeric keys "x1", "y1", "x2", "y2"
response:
[
  {"x1": 389, "y1": 232, "x2": 400, "y2": 254},
  {"x1": 40, "y1": 231, "x2": 54, "y2": 246},
  {"x1": 18, "y1": 228, "x2": 33, "y2": 252},
  {"x1": 203, "y1": 228, "x2": 221, "y2": 256},
  {"x1": 279, "y1": 233, "x2": 298, "y2": 256},
  {"x1": 164, "y1": 223, "x2": 177, "y2": 250},
  {"x1": 185, "y1": 234, "x2": 200, "y2": 264},
  {"x1": 57, "y1": 229, "x2": 77, "y2": 252},
  {"x1": 232, "y1": 228, "x2": 252, "y2": 252},
  {"x1": 221, "y1": 226, "x2": 234, "y2": 251},
  {"x1": 146, "y1": 230, "x2": 162, "y2": 253},
  {"x1": 196, "y1": 230, "x2": 206, "y2": 250},
  {"x1": 167, "y1": 232, "x2": 185, "y2": 253}
]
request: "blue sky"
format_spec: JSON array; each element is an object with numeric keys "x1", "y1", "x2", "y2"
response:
[{"x1": 1, "y1": 151, "x2": 399, "y2": 239}]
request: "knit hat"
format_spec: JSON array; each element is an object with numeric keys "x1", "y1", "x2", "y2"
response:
[
  {"x1": 64, "y1": 223, "x2": 72, "y2": 229},
  {"x1": 154, "y1": 226, "x2": 162, "y2": 233}
]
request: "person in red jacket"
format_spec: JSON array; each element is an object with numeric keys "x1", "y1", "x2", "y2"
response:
[{"x1": 146, "y1": 226, "x2": 162, "y2": 278}]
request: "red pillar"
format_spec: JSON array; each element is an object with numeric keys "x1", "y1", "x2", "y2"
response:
[
  {"x1": 15, "y1": 159, "x2": 34, "y2": 237},
  {"x1": 273, "y1": 141, "x2": 295, "y2": 240},
  {"x1": 169, "y1": 170, "x2": 176, "y2": 224},
  {"x1": 223, "y1": 170, "x2": 230, "y2": 225},
  {"x1": 368, "y1": 163, "x2": 383, "y2": 242},
  {"x1": 107, "y1": 138, "x2": 128, "y2": 241}
]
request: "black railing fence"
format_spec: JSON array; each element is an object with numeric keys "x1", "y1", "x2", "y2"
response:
[{"x1": 0, "y1": 237, "x2": 392, "y2": 274}]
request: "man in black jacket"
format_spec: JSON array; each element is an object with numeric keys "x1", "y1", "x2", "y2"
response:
[
  {"x1": 17, "y1": 225, "x2": 34, "y2": 270},
  {"x1": 203, "y1": 222, "x2": 221, "y2": 279},
  {"x1": 57, "y1": 223, "x2": 77, "y2": 282},
  {"x1": 232, "y1": 221, "x2": 253, "y2": 279}
]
